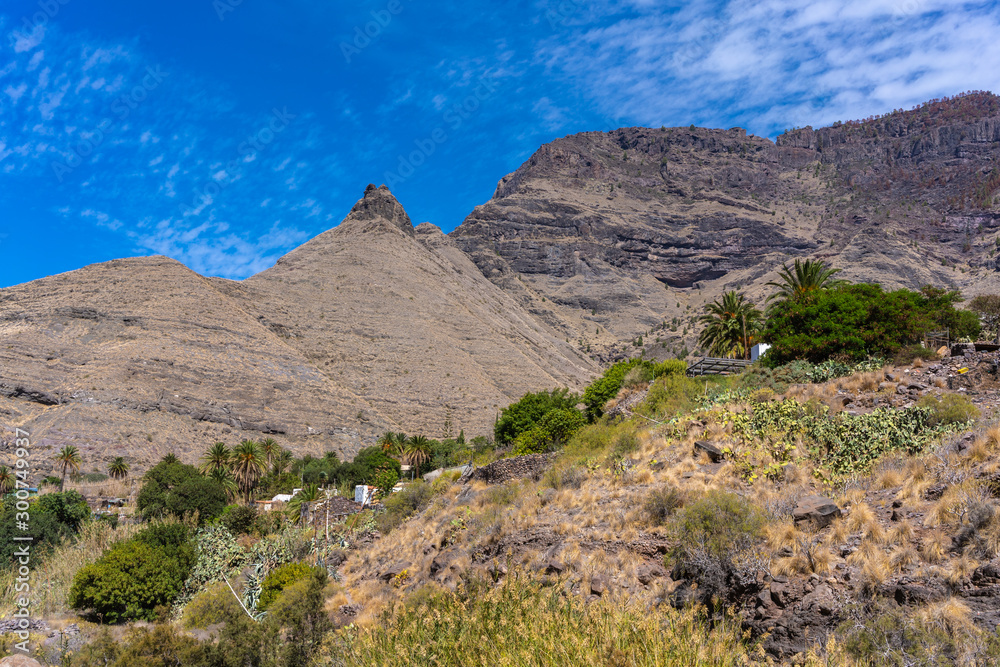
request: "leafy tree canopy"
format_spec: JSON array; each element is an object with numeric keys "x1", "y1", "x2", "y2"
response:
[
  {"x1": 136, "y1": 457, "x2": 227, "y2": 525},
  {"x1": 495, "y1": 388, "x2": 580, "y2": 445}
]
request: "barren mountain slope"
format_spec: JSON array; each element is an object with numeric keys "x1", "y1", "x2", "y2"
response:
[
  {"x1": 453, "y1": 93, "x2": 1000, "y2": 358},
  {"x1": 0, "y1": 256, "x2": 388, "y2": 476},
  {"x1": 236, "y1": 184, "x2": 597, "y2": 439}
]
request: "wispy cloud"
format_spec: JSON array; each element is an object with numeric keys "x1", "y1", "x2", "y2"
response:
[{"x1": 537, "y1": 0, "x2": 1000, "y2": 135}]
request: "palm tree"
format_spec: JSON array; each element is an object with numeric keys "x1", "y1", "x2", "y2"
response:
[
  {"x1": 0, "y1": 466, "x2": 14, "y2": 495},
  {"x1": 287, "y1": 484, "x2": 322, "y2": 524},
  {"x1": 162, "y1": 453, "x2": 179, "y2": 465},
  {"x1": 231, "y1": 439, "x2": 266, "y2": 504},
  {"x1": 404, "y1": 435, "x2": 432, "y2": 475},
  {"x1": 766, "y1": 258, "x2": 843, "y2": 306},
  {"x1": 379, "y1": 431, "x2": 404, "y2": 459},
  {"x1": 260, "y1": 437, "x2": 279, "y2": 469},
  {"x1": 107, "y1": 457, "x2": 130, "y2": 480},
  {"x1": 53, "y1": 445, "x2": 82, "y2": 492},
  {"x1": 697, "y1": 291, "x2": 763, "y2": 360},
  {"x1": 271, "y1": 449, "x2": 294, "y2": 476},
  {"x1": 199, "y1": 442, "x2": 231, "y2": 475},
  {"x1": 209, "y1": 467, "x2": 239, "y2": 502}
]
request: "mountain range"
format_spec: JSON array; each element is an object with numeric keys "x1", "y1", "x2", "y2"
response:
[{"x1": 3, "y1": 91, "x2": 1000, "y2": 475}]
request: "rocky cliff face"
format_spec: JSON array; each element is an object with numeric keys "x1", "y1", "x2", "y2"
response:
[
  {"x1": 452, "y1": 93, "x2": 1000, "y2": 359},
  {"x1": 3, "y1": 93, "x2": 1000, "y2": 472}
]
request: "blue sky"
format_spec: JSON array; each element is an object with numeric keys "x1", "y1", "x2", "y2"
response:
[{"x1": 2, "y1": 0, "x2": 999, "y2": 287}]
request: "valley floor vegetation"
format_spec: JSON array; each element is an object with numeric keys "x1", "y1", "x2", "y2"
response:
[{"x1": 5, "y1": 263, "x2": 1000, "y2": 665}]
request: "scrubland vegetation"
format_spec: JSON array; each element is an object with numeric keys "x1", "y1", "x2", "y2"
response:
[{"x1": 6, "y1": 260, "x2": 1000, "y2": 665}]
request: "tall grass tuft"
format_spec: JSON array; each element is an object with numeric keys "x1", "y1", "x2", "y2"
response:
[{"x1": 338, "y1": 574, "x2": 758, "y2": 666}]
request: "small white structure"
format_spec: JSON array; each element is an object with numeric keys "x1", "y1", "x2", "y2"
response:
[
  {"x1": 751, "y1": 343, "x2": 771, "y2": 362},
  {"x1": 355, "y1": 484, "x2": 377, "y2": 506}
]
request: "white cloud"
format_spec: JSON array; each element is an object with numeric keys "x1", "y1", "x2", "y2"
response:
[{"x1": 538, "y1": 0, "x2": 1000, "y2": 136}]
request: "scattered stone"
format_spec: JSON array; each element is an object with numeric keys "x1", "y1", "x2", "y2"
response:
[
  {"x1": 545, "y1": 560, "x2": 566, "y2": 575},
  {"x1": 590, "y1": 575, "x2": 607, "y2": 597},
  {"x1": 924, "y1": 483, "x2": 948, "y2": 501},
  {"x1": 792, "y1": 495, "x2": 842, "y2": 528},
  {"x1": 693, "y1": 440, "x2": 725, "y2": 462},
  {"x1": 379, "y1": 562, "x2": 410, "y2": 582},
  {"x1": 0, "y1": 657, "x2": 43, "y2": 667}
]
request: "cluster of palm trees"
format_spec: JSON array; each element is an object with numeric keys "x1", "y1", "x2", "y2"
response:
[
  {"x1": 698, "y1": 259, "x2": 843, "y2": 359},
  {"x1": 377, "y1": 432, "x2": 432, "y2": 474},
  {"x1": 199, "y1": 437, "x2": 288, "y2": 503}
]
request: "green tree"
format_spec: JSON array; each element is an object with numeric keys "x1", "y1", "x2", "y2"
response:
[
  {"x1": 53, "y1": 445, "x2": 82, "y2": 492},
  {"x1": 35, "y1": 490, "x2": 90, "y2": 532},
  {"x1": 404, "y1": 435, "x2": 432, "y2": 473},
  {"x1": 495, "y1": 388, "x2": 581, "y2": 444},
  {"x1": 378, "y1": 431, "x2": 404, "y2": 459},
  {"x1": 286, "y1": 484, "x2": 322, "y2": 524},
  {"x1": 69, "y1": 540, "x2": 186, "y2": 623},
  {"x1": 582, "y1": 359, "x2": 649, "y2": 421},
  {"x1": 107, "y1": 457, "x2": 130, "y2": 480},
  {"x1": 259, "y1": 437, "x2": 280, "y2": 470},
  {"x1": 271, "y1": 449, "x2": 294, "y2": 476},
  {"x1": 199, "y1": 442, "x2": 231, "y2": 475},
  {"x1": 969, "y1": 294, "x2": 1000, "y2": 340},
  {"x1": 0, "y1": 466, "x2": 13, "y2": 495},
  {"x1": 762, "y1": 283, "x2": 976, "y2": 364},
  {"x1": 231, "y1": 440, "x2": 266, "y2": 504},
  {"x1": 136, "y1": 457, "x2": 227, "y2": 524},
  {"x1": 697, "y1": 291, "x2": 762, "y2": 359},
  {"x1": 765, "y1": 258, "x2": 843, "y2": 306}
]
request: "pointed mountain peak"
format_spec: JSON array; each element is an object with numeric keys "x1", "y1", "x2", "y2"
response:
[{"x1": 346, "y1": 184, "x2": 413, "y2": 234}]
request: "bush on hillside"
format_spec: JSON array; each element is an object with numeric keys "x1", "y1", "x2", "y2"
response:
[
  {"x1": 582, "y1": 359, "x2": 649, "y2": 421},
  {"x1": 258, "y1": 562, "x2": 318, "y2": 612},
  {"x1": 916, "y1": 393, "x2": 980, "y2": 426},
  {"x1": 220, "y1": 504, "x2": 260, "y2": 536},
  {"x1": 136, "y1": 458, "x2": 228, "y2": 525},
  {"x1": 644, "y1": 486, "x2": 685, "y2": 526},
  {"x1": 34, "y1": 490, "x2": 91, "y2": 532},
  {"x1": 494, "y1": 388, "x2": 581, "y2": 445},
  {"x1": 511, "y1": 408, "x2": 587, "y2": 455},
  {"x1": 182, "y1": 582, "x2": 242, "y2": 629},
  {"x1": 667, "y1": 490, "x2": 768, "y2": 606},
  {"x1": 69, "y1": 540, "x2": 187, "y2": 623},
  {"x1": 377, "y1": 480, "x2": 435, "y2": 533},
  {"x1": 653, "y1": 359, "x2": 688, "y2": 378},
  {"x1": 763, "y1": 284, "x2": 980, "y2": 365}
]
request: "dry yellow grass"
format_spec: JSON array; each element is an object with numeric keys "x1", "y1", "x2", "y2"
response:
[
  {"x1": 876, "y1": 468, "x2": 903, "y2": 490},
  {"x1": 920, "y1": 530, "x2": 950, "y2": 563},
  {"x1": 888, "y1": 520, "x2": 915, "y2": 546},
  {"x1": 889, "y1": 544, "x2": 920, "y2": 572},
  {"x1": 948, "y1": 554, "x2": 979, "y2": 584}
]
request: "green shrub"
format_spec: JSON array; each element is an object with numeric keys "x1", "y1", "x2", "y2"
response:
[
  {"x1": 494, "y1": 389, "x2": 581, "y2": 445},
  {"x1": 220, "y1": 504, "x2": 259, "y2": 536},
  {"x1": 133, "y1": 523, "x2": 196, "y2": 575},
  {"x1": 583, "y1": 359, "x2": 650, "y2": 421},
  {"x1": 609, "y1": 430, "x2": 639, "y2": 459},
  {"x1": 916, "y1": 393, "x2": 980, "y2": 426},
  {"x1": 136, "y1": 459, "x2": 227, "y2": 525},
  {"x1": 69, "y1": 540, "x2": 187, "y2": 623},
  {"x1": 34, "y1": 490, "x2": 91, "y2": 532},
  {"x1": 653, "y1": 359, "x2": 688, "y2": 378},
  {"x1": 636, "y1": 374, "x2": 708, "y2": 420},
  {"x1": 894, "y1": 344, "x2": 940, "y2": 365},
  {"x1": 763, "y1": 284, "x2": 980, "y2": 364},
  {"x1": 378, "y1": 480, "x2": 435, "y2": 533},
  {"x1": 669, "y1": 490, "x2": 766, "y2": 563},
  {"x1": 258, "y1": 562, "x2": 316, "y2": 612},
  {"x1": 644, "y1": 486, "x2": 684, "y2": 526},
  {"x1": 511, "y1": 408, "x2": 587, "y2": 455},
  {"x1": 182, "y1": 582, "x2": 242, "y2": 629},
  {"x1": 667, "y1": 491, "x2": 767, "y2": 606},
  {"x1": 622, "y1": 364, "x2": 654, "y2": 387}
]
